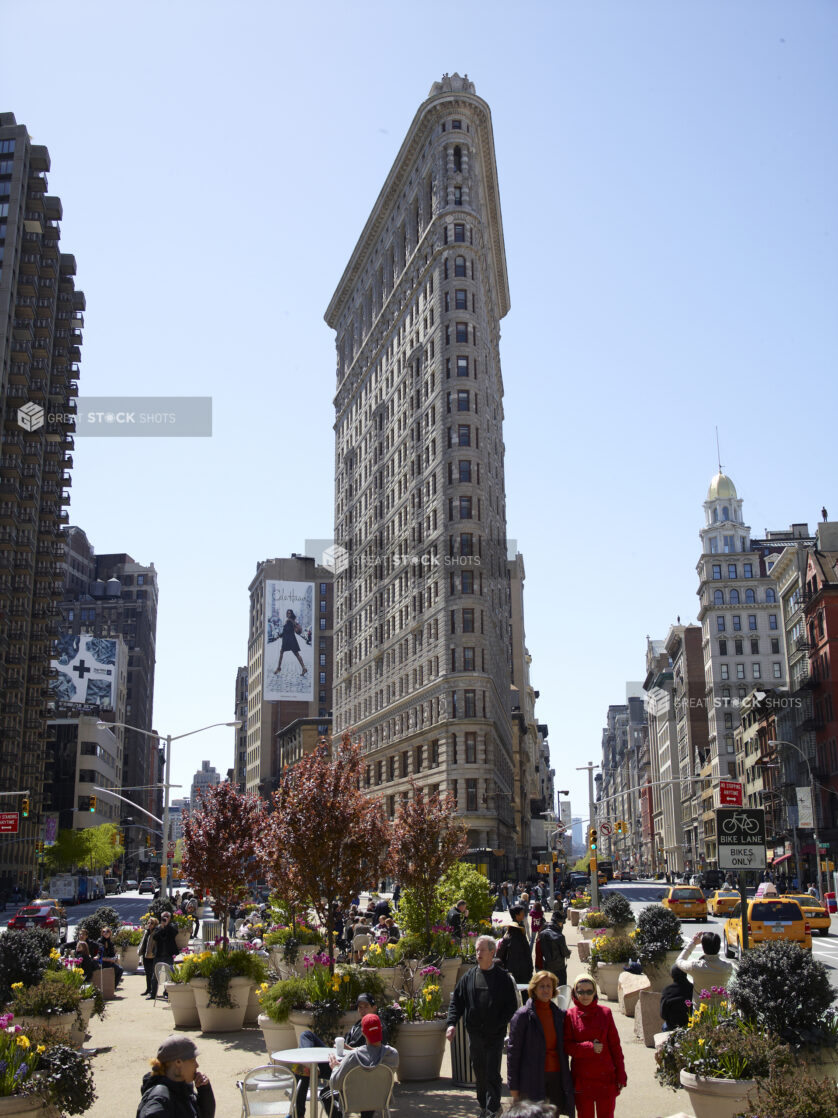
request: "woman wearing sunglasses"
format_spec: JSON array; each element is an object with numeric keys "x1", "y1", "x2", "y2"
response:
[{"x1": 563, "y1": 977, "x2": 626, "y2": 1118}]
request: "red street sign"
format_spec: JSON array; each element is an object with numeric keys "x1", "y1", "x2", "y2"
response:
[
  {"x1": 0, "y1": 813, "x2": 19, "y2": 833},
  {"x1": 719, "y1": 781, "x2": 743, "y2": 806}
]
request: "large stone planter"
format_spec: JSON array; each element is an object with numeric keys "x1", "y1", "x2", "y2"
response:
[
  {"x1": 17, "y1": 1012, "x2": 76, "y2": 1041},
  {"x1": 576, "y1": 940, "x2": 591, "y2": 963},
  {"x1": 0, "y1": 1097, "x2": 57, "y2": 1116},
  {"x1": 287, "y1": 1009, "x2": 356, "y2": 1044},
  {"x1": 395, "y1": 1019, "x2": 447, "y2": 1081},
  {"x1": 268, "y1": 949, "x2": 307, "y2": 979},
  {"x1": 679, "y1": 1070, "x2": 757, "y2": 1118},
  {"x1": 589, "y1": 962, "x2": 623, "y2": 1001},
  {"x1": 118, "y1": 945, "x2": 140, "y2": 973},
  {"x1": 68, "y1": 997, "x2": 96, "y2": 1047},
  {"x1": 244, "y1": 983, "x2": 261, "y2": 1026},
  {"x1": 569, "y1": 908, "x2": 585, "y2": 927},
  {"x1": 801, "y1": 1045, "x2": 838, "y2": 1081},
  {"x1": 358, "y1": 966, "x2": 398, "y2": 998},
  {"x1": 190, "y1": 975, "x2": 251, "y2": 1032},
  {"x1": 579, "y1": 925, "x2": 606, "y2": 941},
  {"x1": 166, "y1": 982, "x2": 200, "y2": 1029},
  {"x1": 437, "y1": 958, "x2": 460, "y2": 1004},
  {"x1": 643, "y1": 951, "x2": 682, "y2": 992},
  {"x1": 258, "y1": 1013, "x2": 297, "y2": 1056},
  {"x1": 605, "y1": 922, "x2": 635, "y2": 939},
  {"x1": 175, "y1": 929, "x2": 191, "y2": 952}
]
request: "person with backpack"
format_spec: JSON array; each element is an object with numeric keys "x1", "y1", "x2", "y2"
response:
[{"x1": 536, "y1": 910, "x2": 571, "y2": 987}]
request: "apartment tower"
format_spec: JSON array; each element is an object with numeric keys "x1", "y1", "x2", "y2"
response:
[
  {"x1": 325, "y1": 74, "x2": 518, "y2": 862},
  {"x1": 0, "y1": 114, "x2": 83, "y2": 890}
]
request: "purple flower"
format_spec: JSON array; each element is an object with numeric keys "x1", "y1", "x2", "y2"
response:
[
  {"x1": 684, "y1": 999, "x2": 693, "y2": 1007},
  {"x1": 14, "y1": 1063, "x2": 28, "y2": 1080}
]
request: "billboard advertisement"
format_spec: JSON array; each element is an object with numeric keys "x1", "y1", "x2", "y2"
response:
[
  {"x1": 52, "y1": 633, "x2": 118, "y2": 708},
  {"x1": 263, "y1": 580, "x2": 314, "y2": 702}
]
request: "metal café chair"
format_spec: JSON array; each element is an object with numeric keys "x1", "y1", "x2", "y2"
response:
[
  {"x1": 332, "y1": 1063, "x2": 395, "y2": 1118},
  {"x1": 238, "y1": 1064, "x2": 298, "y2": 1117}
]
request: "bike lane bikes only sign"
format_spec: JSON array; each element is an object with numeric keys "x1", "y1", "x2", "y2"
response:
[{"x1": 716, "y1": 808, "x2": 766, "y2": 871}]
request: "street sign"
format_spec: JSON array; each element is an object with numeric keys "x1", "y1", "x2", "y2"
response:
[
  {"x1": 719, "y1": 780, "x2": 743, "y2": 806},
  {"x1": 537, "y1": 863, "x2": 549, "y2": 873},
  {"x1": 716, "y1": 807, "x2": 766, "y2": 871},
  {"x1": 0, "y1": 813, "x2": 19, "y2": 834},
  {"x1": 600, "y1": 822, "x2": 613, "y2": 837}
]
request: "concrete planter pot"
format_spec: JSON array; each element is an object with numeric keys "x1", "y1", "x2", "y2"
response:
[
  {"x1": 268, "y1": 949, "x2": 307, "y2": 979},
  {"x1": 175, "y1": 929, "x2": 191, "y2": 952},
  {"x1": 576, "y1": 940, "x2": 591, "y2": 963},
  {"x1": 605, "y1": 922, "x2": 635, "y2": 939},
  {"x1": 643, "y1": 951, "x2": 682, "y2": 992},
  {"x1": 257, "y1": 1013, "x2": 297, "y2": 1056},
  {"x1": 118, "y1": 946, "x2": 140, "y2": 973},
  {"x1": 358, "y1": 965, "x2": 398, "y2": 998},
  {"x1": 579, "y1": 925, "x2": 606, "y2": 940},
  {"x1": 190, "y1": 975, "x2": 251, "y2": 1032},
  {"x1": 395, "y1": 1019, "x2": 447, "y2": 1081},
  {"x1": 68, "y1": 997, "x2": 95, "y2": 1047},
  {"x1": 287, "y1": 1009, "x2": 356, "y2": 1044},
  {"x1": 801, "y1": 1045, "x2": 838, "y2": 1081},
  {"x1": 17, "y1": 1012, "x2": 76, "y2": 1041},
  {"x1": 437, "y1": 958, "x2": 461, "y2": 1004},
  {"x1": 589, "y1": 962, "x2": 623, "y2": 1000},
  {"x1": 244, "y1": 984, "x2": 261, "y2": 1027},
  {"x1": 679, "y1": 1071, "x2": 757, "y2": 1118},
  {"x1": 166, "y1": 982, "x2": 200, "y2": 1029},
  {"x1": 0, "y1": 1098, "x2": 57, "y2": 1117},
  {"x1": 569, "y1": 908, "x2": 585, "y2": 927}
]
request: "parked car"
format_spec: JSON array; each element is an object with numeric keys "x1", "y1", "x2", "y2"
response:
[
  {"x1": 782, "y1": 893, "x2": 831, "y2": 936},
  {"x1": 138, "y1": 877, "x2": 157, "y2": 895},
  {"x1": 8, "y1": 904, "x2": 68, "y2": 942},
  {"x1": 104, "y1": 878, "x2": 121, "y2": 895},
  {"x1": 724, "y1": 897, "x2": 811, "y2": 959},
  {"x1": 661, "y1": 885, "x2": 708, "y2": 921},
  {"x1": 124, "y1": 879, "x2": 138, "y2": 890}
]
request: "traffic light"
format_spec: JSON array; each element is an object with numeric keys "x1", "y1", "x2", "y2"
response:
[
  {"x1": 88, "y1": 795, "x2": 96, "y2": 813},
  {"x1": 110, "y1": 831, "x2": 117, "y2": 845},
  {"x1": 119, "y1": 830, "x2": 125, "y2": 844},
  {"x1": 146, "y1": 835, "x2": 152, "y2": 847},
  {"x1": 589, "y1": 827, "x2": 598, "y2": 852},
  {"x1": 21, "y1": 798, "x2": 29, "y2": 818},
  {"x1": 552, "y1": 851, "x2": 558, "y2": 864}
]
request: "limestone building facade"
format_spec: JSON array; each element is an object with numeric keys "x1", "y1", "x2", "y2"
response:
[{"x1": 324, "y1": 74, "x2": 520, "y2": 862}]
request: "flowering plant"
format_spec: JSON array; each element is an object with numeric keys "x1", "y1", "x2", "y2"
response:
[
  {"x1": 0, "y1": 1014, "x2": 96, "y2": 1111},
  {"x1": 580, "y1": 910, "x2": 611, "y2": 930},
  {"x1": 588, "y1": 933, "x2": 635, "y2": 974},
  {"x1": 113, "y1": 925, "x2": 143, "y2": 947},
  {"x1": 570, "y1": 895, "x2": 591, "y2": 909},
  {"x1": 396, "y1": 962, "x2": 446, "y2": 1022},
  {"x1": 0, "y1": 1017, "x2": 40, "y2": 1097},
  {"x1": 180, "y1": 947, "x2": 268, "y2": 1007},
  {"x1": 360, "y1": 941, "x2": 399, "y2": 968},
  {"x1": 655, "y1": 994, "x2": 793, "y2": 1087}
]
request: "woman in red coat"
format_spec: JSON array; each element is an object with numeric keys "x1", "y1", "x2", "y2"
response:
[{"x1": 563, "y1": 976, "x2": 626, "y2": 1118}]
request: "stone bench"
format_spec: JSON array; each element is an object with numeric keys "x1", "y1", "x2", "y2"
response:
[{"x1": 617, "y1": 970, "x2": 649, "y2": 1017}]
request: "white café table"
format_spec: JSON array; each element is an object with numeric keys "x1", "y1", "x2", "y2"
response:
[{"x1": 271, "y1": 1047, "x2": 335, "y2": 1118}]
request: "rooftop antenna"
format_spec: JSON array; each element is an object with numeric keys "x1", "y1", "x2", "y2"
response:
[{"x1": 715, "y1": 427, "x2": 722, "y2": 474}]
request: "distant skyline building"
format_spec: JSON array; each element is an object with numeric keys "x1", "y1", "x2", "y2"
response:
[
  {"x1": 0, "y1": 113, "x2": 84, "y2": 890},
  {"x1": 190, "y1": 761, "x2": 219, "y2": 807},
  {"x1": 325, "y1": 74, "x2": 522, "y2": 865},
  {"x1": 245, "y1": 555, "x2": 332, "y2": 796},
  {"x1": 233, "y1": 666, "x2": 247, "y2": 789}
]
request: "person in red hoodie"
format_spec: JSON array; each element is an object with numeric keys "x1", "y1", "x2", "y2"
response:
[{"x1": 562, "y1": 976, "x2": 626, "y2": 1118}]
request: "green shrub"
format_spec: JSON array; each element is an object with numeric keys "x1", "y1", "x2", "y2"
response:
[
  {"x1": 0, "y1": 929, "x2": 54, "y2": 1001},
  {"x1": 78, "y1": 905, "x2": 121, "y2": 941},
  {"x1": 33, "y1": 1041, "x2": 97, "y2": 1114},
  {"x1": 10, "y1": 971, "x2": 83, "y2": 1020},
  {"x1": 186, "y1": 948, "x2": 268, "y2": 1008},
  {"x1": 259, "y1": 976, "x2": 310, "y2": 1021},
  {"x1": 581, "y1": 910, "x2": 611, "y2": 929},
  {"x1": 263, "y1": 925, "x2": 324, "y2": 948},
  {"x1": 728, "y1": 940, "x2": 837, "y2": 1047},
  {"x1": 436, "y1": 863, "x2": 494, "y2": 925},
  {"x1": 634, "y1": 904, "x2": 682, "y2": 965},
  {"x1": 656, "y1": 1013, "x2": 793, "y2": 1089},
  {"x1": 733, "y1": 1066, "x2": 838, "y2": 1118},
  {"x1": 600, "y1": 892, "x2": 634, "y2": 926}
]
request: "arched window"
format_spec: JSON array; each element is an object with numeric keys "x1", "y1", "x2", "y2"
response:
[
  {"x1": 745, "y1": 589, "x2": 755, "y2": 604},
  {"x1": 722, "y1": 506, "x2": 729, "y2": 521},
  {"x1": 729, "y1": 590, "x2": 740, "y2": 604},
  {"x1": 714, "y1": 590, "x2": 724, "y2": 605},
  {"x1": 765, "y1": 588, "x2": 776, "y2": 603},
  {"x1": 453, "y1": 145, "x2": 462, "y2": 173},
  {"x1": 454, "y1": 255, "x2": 466, "y2": 277}
]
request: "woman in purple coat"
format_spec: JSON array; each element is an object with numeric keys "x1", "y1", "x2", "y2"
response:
[{"x1": 507, "y1": 970, "x2": 575, "y2": 1115}]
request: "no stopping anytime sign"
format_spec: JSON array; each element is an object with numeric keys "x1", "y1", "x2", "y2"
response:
[{"x1": 716, "y1": 808, "x2": 766, "y2": 871}]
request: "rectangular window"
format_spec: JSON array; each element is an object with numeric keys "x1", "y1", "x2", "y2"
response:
[
  {"x1": 320, "y1": 600, "x2": 327, "y2": 612},
  {"x1": 771, "y1": 638, "x2": 780, "y2": 654},
  {"x1": 717, "y1": 617, "x2": 726, "y2": 632},
  {"x1": 736, "y1": 664, "x2": 745, "y2": 679},
  {"x1": 728, "y1": 564, "x2": 737, "y2": 579},
  {"x1": 457, "y1": 424, "x2": 470, "y2": 446},
  {"x1": 456, "y1": 322, "x2": 468, "y2": 343},
  {"x1": 402, "y1": 751, "x2": 409, "y2": 778},
  {"x1": 718, "y1": 640, "x2": 728, "y2": 656},
  {"x1": 465, "y1": 732, "x2": 477, "y2": 762},
  {"x1": 463, "y1": 647, "x2": 475, "y2": 671},
  {"x1": 462, "y1": 608, "x2": 475, "y2": 632},
  {"x1": 454, "y1": 223, "x2": 465, "y2": 242},
  {"x1": 319, "y1": 671, "x2": 326, "y2": 684},
  {"x1": 458, "y1": 460, "x2": 471, "y2": 483},
  {"x1": 466, "y1": 779, "x2": 477, "y2": 811},
  {"x1": 735, "y1": 639, "x2": 743, "y2": 656},
  {"x1": 455, "y1": 289, "x2": 467, "y2": 309},
  {"x1": 721, "y1": 664, "x2": 730, "y2": 679},
  {"x1": 732, "y1": 615, "x2": 741, "y2": 631},
  {"x1": 460, "y1": 533, "x2": 473, "y2": 555},
  {"x1": 454, "y1": 186, "x2": 462, "y2": 206},
  {"x1": 320, "y1": 582, "x2": 327, "y2": 593},
  {"x1": 712, "y1": 564, "x2": 722, "y2": 580},
  {"x1": 773, "y1": 662, "x2": 782, "y2": 678},
  {"x1": 743, "y1": 563, "x2": 753, "y2": 578},
  {"x1": 748, "y1": 615, "x2": 757, "y2": 630},
  {"x1": 750, "y1": 639, "x2": 759, "y2": 654},
  {"x1": 769, "y1": 614, "x2": 778, "y2": 630},
  {"x1": 455, "y1": 257, "x2": 466, "y2": 277},
  {"x1": 461, "y1": 570, "x2": 474, "y2": 593},
  {"x1": 459, "y1": 496, "x2": 472, "y2": 519},
  {"x1": 319, "y1": 653, "x2": 326, "y2": 666},
  {"x1": 753, "y1": 663, "x2": 761, "y2": 678},
  {"x1": 723, "y1": 535, "x2": 735, "y2": 553},
  {"x1": 457, "y1": 390, "x2": 470, "y2": 411},
  {"x1": 457, "y1": 356, "x2": 469, "y2": 377},
  {"x1": 319, "y1": 618, "x2": 326, "y2": 629},
  {"x1": 452, "y1": 119, "x2": 462, "y2": 130},
  {"x1": 464, "y1": 689, "x2": 476, "y2": 717}
]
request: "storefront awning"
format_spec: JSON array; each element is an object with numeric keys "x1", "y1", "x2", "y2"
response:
[{"x1": 772, "y1": 853, "x2": 793, "y2": 866}]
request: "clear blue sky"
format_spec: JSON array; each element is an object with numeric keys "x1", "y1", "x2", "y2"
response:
[{"x1": 2, "y1": 1, "x2": 836, "y2": 819}]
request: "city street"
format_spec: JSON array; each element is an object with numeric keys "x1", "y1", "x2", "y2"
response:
[{"x1": 0, "y1": 889, "x2": 161, "y2": 936}]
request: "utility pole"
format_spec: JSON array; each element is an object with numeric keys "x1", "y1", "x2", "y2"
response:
[{"x1": 578, "y1": 762, "x2": 600, "y2": 910}]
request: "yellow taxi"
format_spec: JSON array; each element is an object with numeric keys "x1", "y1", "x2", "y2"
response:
[
  {"x1": 783, "y1": 893, "x2": 831, "y2": 936},
  {"x1": 707, "y1": 888, "x2": 741, "y2": 917},
  {"x1": 661, "y1": 886, "x2": 708, "y2": 921},
  {"x1": 724, "y1": 896, "x2": 811, "y2": 959}
]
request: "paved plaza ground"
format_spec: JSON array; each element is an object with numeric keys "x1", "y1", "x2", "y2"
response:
[{"x1": 84, "y1": 916, "x2": 693, "y2": 1118}]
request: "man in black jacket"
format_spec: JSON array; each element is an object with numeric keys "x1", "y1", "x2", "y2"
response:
[
  {"x1": 446, "y1": 899, "x2": 468, "y2": 942},
  {"x1": 536, "y1": 910, "x2": 571, "y2": 987},
  {"x1": 495, "y1": 906, "x2": 533, "y2": 984},
  {"x1": 446, "y1": 935, "x2": 517, "y2": 1118}
]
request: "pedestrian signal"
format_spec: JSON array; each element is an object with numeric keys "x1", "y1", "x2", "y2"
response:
[
  {"x1": 88, "y1": 795, "x2": 96, "y2": 813},
  {"x1": 21, "y1": 798, "x2": 29, "y2": 818}
]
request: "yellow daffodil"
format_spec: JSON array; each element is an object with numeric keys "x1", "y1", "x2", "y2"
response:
[
  {"x1": 16, "y1": 1035, "x2": 30, "y2": 1048},
  {"x1": 36, "y1": 1045, "x2": 45, "y2": 1054},
  {"x1": 10, "y1": 983, "x2": 23, "y2": 991}
]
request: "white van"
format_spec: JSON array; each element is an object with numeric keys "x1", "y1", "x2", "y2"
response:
[{"x1": 49, "y1": 875, "x2": 78, "y2": 905}]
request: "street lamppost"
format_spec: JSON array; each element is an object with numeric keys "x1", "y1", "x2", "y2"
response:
[
  {"x1": 96, "y1": 720, "x2": 241, "y2": 899},
  {"x1": 768, "y1": 739, "x2": 826, "y2": 899}
]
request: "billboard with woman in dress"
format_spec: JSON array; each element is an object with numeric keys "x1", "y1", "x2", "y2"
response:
[{"x1": 263, "y1": 580, "x2": 314, "y2": 701}]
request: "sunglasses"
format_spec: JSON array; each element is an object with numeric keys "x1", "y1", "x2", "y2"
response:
[{"x1": 576, "y1": 987, "x2": 595, "y2": 995}]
